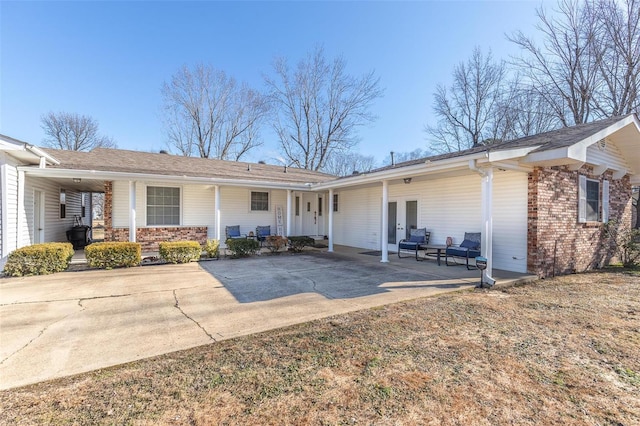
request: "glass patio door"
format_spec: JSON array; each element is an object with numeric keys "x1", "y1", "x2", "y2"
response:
[{"x1": 387, "y1": 199, "x2": 418, "y2": 252}]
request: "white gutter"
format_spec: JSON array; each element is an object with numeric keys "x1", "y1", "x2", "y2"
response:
[
  {"x1": 313, "y1": 153, "x2": 488, "y2": 191},
  {"x1": 18, "y1": 166, "x2": 323, "y2": 191},
  {"x1": 26, "y1": 145, "x2": 59, "y2": 166}
]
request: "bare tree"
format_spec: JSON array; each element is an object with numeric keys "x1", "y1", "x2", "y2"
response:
[
  {"x1": 425, "y1": 47, "x2": 507, "y2": 153},
  {"x1": 498, "y1": 76, "x2": 561, "y2": 139},
  {"x1": 591, "y1": 0, "x2": 640, "y2": 117},
  {"x1": 265, "y1": 47, "x2": 384, "y2": 171},
  {"x1": 162, "y1": 64, "x2": 269, "y2": 160},
  {"x1": 321, "y1": 151, "x2": 376, "y2": 176},
  {"x1": 508, "y1": 0, "x2": 602, "y2": 126},
  {"x1": 41, "y1": 112, "x2": 116, "y2": 151}
]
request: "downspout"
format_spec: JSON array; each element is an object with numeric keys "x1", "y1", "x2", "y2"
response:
[
  {"x1": 469, "y1": 160, "x2": 496, "y2": 286},
  {"x1": 1, "y1": 163, "x2": 9, "y2": 262}
]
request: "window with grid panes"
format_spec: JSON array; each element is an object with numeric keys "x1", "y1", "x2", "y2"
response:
[
  {"x1": 147, "y1": 186, "x2": 180, "y2": 226},
  {"x1": 251, "y1": 191, "x2": 269, "y2": 211}
]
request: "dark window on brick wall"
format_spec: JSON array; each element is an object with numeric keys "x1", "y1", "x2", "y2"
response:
[{"x1": 579, "y1": 175, "x2": 609, "y2": 223}]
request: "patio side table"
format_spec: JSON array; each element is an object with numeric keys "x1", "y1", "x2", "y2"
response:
[{"x1": 422, "y1": 244, "x2": 447, "y2": 266}]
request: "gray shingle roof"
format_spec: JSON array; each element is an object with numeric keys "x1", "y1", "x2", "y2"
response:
[
  {"x1": 42, "y1": 148, "x2": 336, "y2": 184},
  {"x1": 362, "y1": 114, "x2": 635, "y2": 176}
]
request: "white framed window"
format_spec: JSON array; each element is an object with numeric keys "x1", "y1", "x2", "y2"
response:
[
  {"x1": 333, "y1": 193, "x2": 339, "y2": 212},
  {"x1": 318, "y1": 197, "x2": 323, "y2": 216},
  {"x1": 295, "y1": 196, "x2": 300, "y2": 216},
  {"x1": 578, "y1": 176, "x2": 609, "y2": 223},
  {"x1": 251, "y1": 191, "x2": 269, "y2": 212},
  {"x1": 147, "y1": 186, "x2": 180, "y2": 226}
]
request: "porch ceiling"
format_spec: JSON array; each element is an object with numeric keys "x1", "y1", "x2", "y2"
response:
[{"x1": 43, "y1": 176, "x2": 105, "y2": 193}]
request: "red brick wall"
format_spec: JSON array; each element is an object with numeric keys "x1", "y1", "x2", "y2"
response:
[
  {"x1": 107, "y1": 227, "x2": 208, "y2": 252},
  {"x1": 103, "y1": 181, "x2": 208, "y2": 252},
  {"x1": 527, "y1": 165, "x2": 632, "y2": 277}
]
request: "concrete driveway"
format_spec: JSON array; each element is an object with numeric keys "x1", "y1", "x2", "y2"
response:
[{"x1": 0, "y1": 249, "x2": 530, "y2": 390}]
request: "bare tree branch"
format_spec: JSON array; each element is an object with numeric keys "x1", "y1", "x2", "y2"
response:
[
  {"x1": 425, "y1": 47, "x2": 507, "y2": 153},
  {"x1": 161, "y1": 64, "x2": 269, "y2": 160},
  {"x1": 265, "y1": 47, "x2": 384, "y2": 171},
  {"x1": 321, "y1": 151, "x2": 377, "y2": 176},
  {"x1": 40, "y1": 112, "x2": 116, "y2": 151}
]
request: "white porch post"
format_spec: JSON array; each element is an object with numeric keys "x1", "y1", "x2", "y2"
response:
[
  {"x1": 381, "y1": 180, "x2": 389, "y2": 263},
  {"x1": 16, "y1": 170, "x2": 25, "y2": 248},
  {"x1": 328, "y1": 188, "x2": 334, "y2": 252},
  {"x1": 129, "y1": 181, "x2": 136, "y2": 243},
  {"x1": 481, "y1": 168, "x2": 494, "y2": 283},
  {"x1": 214, "y1": 185, "x2": 221, "y2": 241},
  {"x1": 286, "y1": 190, "x2": 292, "y2": 237}
]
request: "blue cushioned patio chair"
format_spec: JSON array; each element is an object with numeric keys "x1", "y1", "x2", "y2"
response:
[
  {"x1": 398, "y1": 228, "x2": 430, "y2": 260},
  {"x1": 445, "y1": 232, "x2": 481, "y2": 269},
  {"x1": 255, "y1": 225, "x2": 272, "y2": 246},
  {"x1": 225, "y1": 225, "x2": 245, "y2": 240}
]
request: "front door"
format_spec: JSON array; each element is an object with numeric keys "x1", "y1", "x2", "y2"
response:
[
  {"x1": 33, "y1": 190, "x2": 44, "y2": 244},
  {"x1": 387, "y1": 199, "x2": 418, "y2": 252},
  {"x1": 301, "y1": 193, "x2": 317, "y2": 236}
]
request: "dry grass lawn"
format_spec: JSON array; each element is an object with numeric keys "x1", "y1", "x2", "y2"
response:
[{"x1": 1, "y1": 270, "x2": 639, "y2": 425}]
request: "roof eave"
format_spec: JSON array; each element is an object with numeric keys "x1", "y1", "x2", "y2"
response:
[
  {"x1": 487, "y1": 146, "x2": 541, "y2": 162},
  {"x1": 18, "y1": 167, "x2": 320, "y2": 191},
  {"x1": 522, "y1": 114, "x2": 640, "y2": 167},
  {"x1": 313, "y1": 152, "x2": 488, "y2": 190},
  {"x1": 0, "y1": 137, "x2": 60, "y2": 166}
]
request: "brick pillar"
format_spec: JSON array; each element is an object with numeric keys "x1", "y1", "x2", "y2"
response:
[
  {"x1": 527, "y1": 169, "x2": 539, "y2": 275},
  {"x1": 104, "y1": 181, "x2": 113, "y2": 242}
]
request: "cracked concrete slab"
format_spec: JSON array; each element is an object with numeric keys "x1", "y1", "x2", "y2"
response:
[{"x1": 0, "y1": 248, "x2": 534, "y2": 390}]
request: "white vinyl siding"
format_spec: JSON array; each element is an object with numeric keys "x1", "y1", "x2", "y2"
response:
[
  {"x1": 182, "y1": 185, "x2": 215, "y2": 227},
  {"x1": 491, "y1": 171, "x2": 528, "y2": 273},
  {"x1": 332, "y1": 186, "x2": 381, "y2": 249},
  {"x1": 3, "y1": 164, "x2": 18, "y2": 256},
  {"x1": 112, "y1": 181, "x2": 144, "y2": 228},
  {"x1": 217, "y1": 187, "x2": 287, "y2": 235},
  {"x1": 22, "y1": 176, "x2": 82, "y2": 245},
  {"x1": 586, "y1": 140, "x2": 630, "y2": 174},
  {"x1": 111, "y1": 183, "x2": 289, "y2": 236},
  {"x1": 418, "y1": 175, "x2": 482, "y2": 245},
  {"x1": 331, "y1": 171, "x2": 527, "y2": 273}
]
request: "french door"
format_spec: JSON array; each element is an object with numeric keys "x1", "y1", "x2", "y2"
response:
[{"x1": 387, "y1": 199, "x2": 418, "y2": 253}]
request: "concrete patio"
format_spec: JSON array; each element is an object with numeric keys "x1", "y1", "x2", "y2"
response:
[{"x1": 0, "y1": 246, "x2": 535, "y2": 390}]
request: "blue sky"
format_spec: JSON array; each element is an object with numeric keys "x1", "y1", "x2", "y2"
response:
[{"x1": 0, "y1": 1, "x2": 542, "y2": 165}]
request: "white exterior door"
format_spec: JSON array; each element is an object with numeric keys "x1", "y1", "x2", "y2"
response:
[
  {"x1": 301, "y1": 193, "x2": 317, "y2": 236},
  {"x1": 33, "y1": 190, "x2": 44, "y2": 244},
  {"x1": 387, "y1": 199, "x2": 418, "y2": 252}
]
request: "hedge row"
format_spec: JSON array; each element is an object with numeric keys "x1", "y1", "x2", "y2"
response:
[
  {"x1": 85, "y1": 242, "x2": 142, "y2": 269},
  {"x1": 159, "y1": 241, "x2": 202, "y2": 264},
  {"x1": 3, "y1": 243, "x2": 74, "y2": 277},
  {"x1": 226, "y1": 238, "x2": 259, "y2": 258}
]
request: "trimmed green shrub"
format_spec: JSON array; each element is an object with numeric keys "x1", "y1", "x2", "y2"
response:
[
  {"x1": 85, "y1": 242, "x2": 141, "y2": 269},
  {"x1": 3, "y1": 243, "x2": 74, "y2": 277},
  {"x1": 159, "y1": 241, "x2": 202, "y2": 264},
  {"x1": 288, "y1": 236, "x2": 315, "y2": 253},
  {"x1": 204, "y1": 239, "x2": 220, "y2": 259},
  {"x1": 226, "y1": 238, "x2": 259, "y2": 258},
  {"x1": 265, "y1": 235, "x2": 288, "y2": 254}
]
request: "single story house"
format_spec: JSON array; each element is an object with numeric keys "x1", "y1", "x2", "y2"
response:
[{"x1": 2, "y1": 113, "x2": 639, "y2": 279}]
